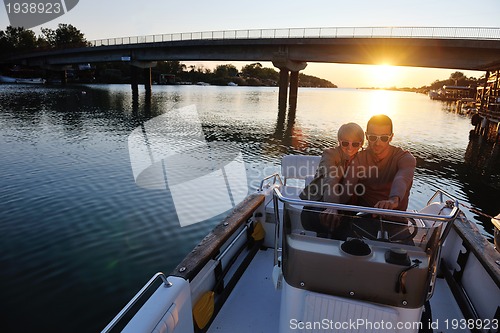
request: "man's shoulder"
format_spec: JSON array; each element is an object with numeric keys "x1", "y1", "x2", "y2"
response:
[
  {"x1": 391, "y1": 146, "x2": 415, "y2": 158},
  {"x1": 391, "y1": 146, "x2": 416, "y2": 165}
]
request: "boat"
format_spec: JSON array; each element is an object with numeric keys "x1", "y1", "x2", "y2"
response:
[
  {"x1": 0, "y1": 75, "x2": 17, "y2": 83},
  {"x1": 429, "y1": 86, "x2": 476, "y2": 101},
  {"x1": 102, "y1": 155, "x2": 500, "y2": 333},
  {"x1": 0, "y1": 75, "x2": 45, "y2": 84}
]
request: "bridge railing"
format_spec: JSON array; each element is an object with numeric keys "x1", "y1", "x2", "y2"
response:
[{"x1": 89, "y1": 26, "x2": 500, "y2": 47}]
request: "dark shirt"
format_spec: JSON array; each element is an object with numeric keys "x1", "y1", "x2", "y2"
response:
[{"x1": 342, "y1": 146, "x2": 416, "y2": 210}]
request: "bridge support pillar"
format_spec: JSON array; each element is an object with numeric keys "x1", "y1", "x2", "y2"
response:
[
  {"x1": 289, "y1": 71, "x2": 299, "y2": 111},
  {"x1": 144, "y1": 68, "x2": 152, "y2": 96},
  {"x1": 278, "y1": 69, "x2": 289, "y2": 111},
  {"x1": 130, "y1": 61, "x2": 157, "y2": 96},
  {"x1": 131, "y1": 66, "x2": 139, "y2": 97},
  {"x1": 60, "y1": 70, "x2": 67, "y2": 85},
  {"x1": 272, "y1": 53, "x2": 307, "y2": 111}
]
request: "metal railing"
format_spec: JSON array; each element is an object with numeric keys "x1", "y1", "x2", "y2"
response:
[
  {"x1": 271, "y1": 186, "x2": 460, "y2": 264},
  {"x1": 101, "y1": 272, "x2": 171, "y2": 333},
  {"x1": 273, "y1": 187, "x2": 460, "y2": 222},
  {"x1": 89, "y1": 26, "x2": 500, "y2": 47}
]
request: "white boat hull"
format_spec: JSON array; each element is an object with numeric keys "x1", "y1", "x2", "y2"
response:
[{"x1": 0, "y1": 75, "x2": 45, "y2": 84}]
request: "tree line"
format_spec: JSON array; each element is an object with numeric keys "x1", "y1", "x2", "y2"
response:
[
  {"x1": 417, "y1": 71, "x2": 482, "y2": 93},
  {"x1": 0, "y1": 24, "x2": 88, "y2": 55},
  {"x1": 150, "y1": 61, "x2": 337, "y2": 87}
]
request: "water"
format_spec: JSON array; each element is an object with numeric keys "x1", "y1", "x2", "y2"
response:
[{"x1": 0, "y1": 84, "x2": 499, "y2": 333}]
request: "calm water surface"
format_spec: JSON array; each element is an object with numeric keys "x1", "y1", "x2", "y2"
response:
[{"x1": 0, "y1": 84, "x2": 499, "y2": 333}]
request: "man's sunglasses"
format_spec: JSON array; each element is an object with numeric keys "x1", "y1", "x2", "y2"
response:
[
  {"x1": 340, "y1": 141, "x2": 362, "y2": 148},
  {"x1": 366, "y1": 134, "x2": 392, "y2": 143}
]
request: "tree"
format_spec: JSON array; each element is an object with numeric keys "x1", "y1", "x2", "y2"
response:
[
  {"x1": 157, "y1": 61, "x2": 186, "y2": 75},
  {"x1": 214, "y1": 64, "x2": 238, "y2": 78},
  {"x1": 241, "y1": 63, "x2": 263, "y2": 78},
  {"x1": 241, "y1": 63, "x2": 280, "y2": 82},
  {"x1": 449, "y1": 71, "x2": 466, "y2": 86},
  {"x1": 0, "y1": 26, "x2": 37, "y2": 54},
  {"x1": 299, "y1": 73, "x2": 337, "y2": 88},
  {"x1": 41, "y1": 23, "x2": 87, "y2": 47}
]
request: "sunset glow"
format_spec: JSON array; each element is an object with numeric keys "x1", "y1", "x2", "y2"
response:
[
  {"x1": 304, "y1": 62, "x2": 483, "y2": 89},
  {"x1": 368, "y1": 64, "x2": 401, "y2": 88}
]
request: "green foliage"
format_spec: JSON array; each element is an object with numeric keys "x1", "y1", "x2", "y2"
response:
[
  {"x1": 241, "y1": 63, "x2": 279, "y2": 82},
  {"x1": 299, "y1": 72, "x2": 337, "y2": 88},
  {"x1": 0, "y1": 23, "x2": 88, "y2": 56},
  {"x1": 41, "y1": 23, "x2": 87, "y2": 47},
  {"x1": 0, "y1": 26, "x2": 38, "y2": 54},
  {"x1": 214, "y1": 64, "x2": 238, "y2": 78},
  {"x1": 156, "y1": 61, "x2": 186, "y2": 75},
  {"x1": 425, "y1": 71, "x2": 479, "y2": 91}
]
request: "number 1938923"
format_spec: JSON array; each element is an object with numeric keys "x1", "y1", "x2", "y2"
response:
[{"x1": 5, "y1": 2, "x2": 62, "y2": 14}]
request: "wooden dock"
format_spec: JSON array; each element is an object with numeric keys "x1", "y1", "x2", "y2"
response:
[{"x1": 472, "y1": 70, "x2": 500, "y2": 142}]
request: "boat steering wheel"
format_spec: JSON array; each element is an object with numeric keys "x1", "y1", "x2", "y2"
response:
[{"x1": 351, "y1": 213, "x2": 419, "y2": 243}]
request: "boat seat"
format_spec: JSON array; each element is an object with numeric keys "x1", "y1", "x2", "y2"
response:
[
  {"x1": 264, "y1": 155, "x2": 321, "y2": 230},
  {"x1": 281, "y1": 155, "x2": 321, "y2": 186}
]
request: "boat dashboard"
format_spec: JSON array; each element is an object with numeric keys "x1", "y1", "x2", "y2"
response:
[{"x1": 272, "y1": 188, "x2": 459, "y2": 309}]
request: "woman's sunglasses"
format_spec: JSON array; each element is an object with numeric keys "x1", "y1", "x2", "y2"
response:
[
  {"x1": 366, "y1": 134, "x2": 392, "y2": 143},
  {"x1": 340, "y1": 141, "x2": 362, "y2": 148}
]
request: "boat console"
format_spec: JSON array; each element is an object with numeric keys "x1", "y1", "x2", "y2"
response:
[
  {"x1": 282, "y1": 215, "x2": 439, "y2": 308},
  {"x1": 271, "y1": 186, "x2": 459, "y2": 333}
]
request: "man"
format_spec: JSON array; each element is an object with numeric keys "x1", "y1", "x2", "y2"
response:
[{"x1": 350, "y1": 114, "x2": 416, "y2": 211}]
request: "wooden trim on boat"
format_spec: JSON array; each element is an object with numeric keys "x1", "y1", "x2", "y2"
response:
[
  {"x1": 171, "y1": 194, "x2": 265, "y2": 281},
  {"x1": 452, "y1": 219, "x2": 500, "y2": 288}
]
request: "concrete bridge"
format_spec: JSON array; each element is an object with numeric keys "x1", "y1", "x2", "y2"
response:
[{"x1": 4, "y1": 26, "x2": 500, "y2": 109}]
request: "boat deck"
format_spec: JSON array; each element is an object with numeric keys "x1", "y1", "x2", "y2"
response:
[
  {"x1": 428, "y1": 279, "x2": 469, "y2": 333},
  {"x1": 208, "y1": 248, "x2": 280, "y2": 333},
  {"x1": 208, "y1": 248, "x2": 468, "y2": 333}
]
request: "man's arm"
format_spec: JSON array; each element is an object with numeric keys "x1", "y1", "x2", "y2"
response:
[{"x1": 374, "y1": 152, "x2": 416, "y2": 210}]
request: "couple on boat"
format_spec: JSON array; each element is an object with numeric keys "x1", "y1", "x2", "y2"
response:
[{"x1": 300, "y1": 114, "x2": 416, "y2": 240}]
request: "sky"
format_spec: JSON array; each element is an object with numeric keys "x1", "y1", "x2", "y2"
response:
[{"x1": 1, "y1": 0, "x2": 499, "y2": 88}]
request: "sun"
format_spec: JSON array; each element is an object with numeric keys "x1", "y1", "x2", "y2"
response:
[{"x1": 368, "y1": 64, "x2": 401, "y2": 88}]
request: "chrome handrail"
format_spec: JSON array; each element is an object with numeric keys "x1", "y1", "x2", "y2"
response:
[
  {"x1": 273, "y1": 187, "x2": 460, "y2": 222},
  {"x1": 426, "y1": 188, "x2": 460, "y2": 206},
  {"x1": 273, "y1": 188, "x2": 282, "y2": 267},
  {"x1": 258, "y1": 173, "x2": 283, "y2": 192},
  {"x1": 101, "y1": 272, "x2": 172, "y2": 333}
]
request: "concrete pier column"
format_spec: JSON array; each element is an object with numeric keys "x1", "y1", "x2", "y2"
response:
[
  {"x1": 289, "y1": 71, "x2": 299, "y2": 111},
  {"x1": 130, "y1": 66, "x2": 139, "y2": 97},
  {"x1": 130, "y1": 61, "x2": 157, "y2": 97},
  {"x1": 278, "y1": 69, "x2": 289, "y2": 111},
  {"x1": 272, "y1": 52, "x2": 307, "y2": 111},
  {"x1": 60, "y1": 70, "x2": 67, "y2": 85},
  {"x1": 144, "y1": 67, "x2": 152, "y2": 95}
]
